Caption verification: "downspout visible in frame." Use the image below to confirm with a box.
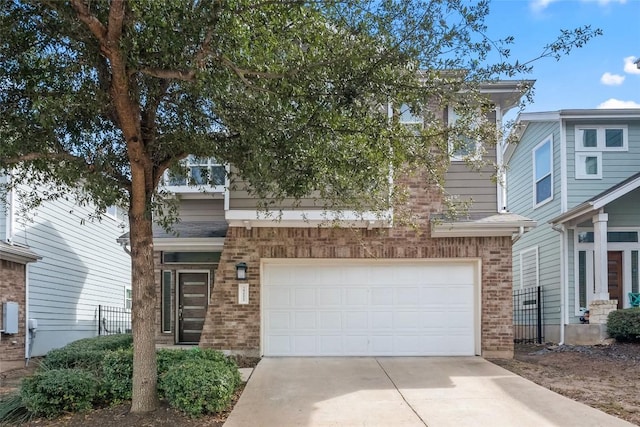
[552,223,566,345]
[5,174,15,243]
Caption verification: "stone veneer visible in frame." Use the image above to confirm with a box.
[198,172,515,358]
[0,259,27,362]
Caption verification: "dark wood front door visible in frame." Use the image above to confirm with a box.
[607,251,623,309]
[178,272,209,343]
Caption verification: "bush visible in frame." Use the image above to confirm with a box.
[607,308,640,342]
[160,358,241,417]
[42,334,132,372]
[156,348,237,396]
[20,369,99,418]
[101,348,134,402]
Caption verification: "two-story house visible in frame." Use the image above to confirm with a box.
[139,81,535,359]
[505,109,640,345]
[0,175,132,363]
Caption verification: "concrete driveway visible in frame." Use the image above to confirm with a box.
[224,357,633,427]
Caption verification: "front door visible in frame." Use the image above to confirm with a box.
[178,272,209,344]
[607,251,623,309]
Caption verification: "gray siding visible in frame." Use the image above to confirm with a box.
[11,186,131,356]
[606,187,640,227]
[178,199,225,221]
[566,119,640,209]
[229,177,326,210]
[444,146,498,214]
[508,121,563,324]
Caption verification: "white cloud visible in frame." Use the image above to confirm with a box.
[597,98,640,109]
[600,72,625,86]
[530,0,558,11]
[623,56,640,75]
[531,0,626,10]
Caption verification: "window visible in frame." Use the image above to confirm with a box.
[162,251,222,264]
[577,251,588,309]
[165,156,225,188]
[575,152,602,179]
[399,103,423,134]
[105,205,127,222]
[533,137,553,206]
[519,247,538,290]
[124,288,132,310]
[578,231,638,243]
[447,106,480,161]
[575,125,628,151]
[633,251,639,294]
[162,271,172,333]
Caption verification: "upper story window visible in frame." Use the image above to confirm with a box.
[575,125,628,151]
[575,152,602,180]
[163,156,226,193]
[533,136,553,207]
[105,205,127,223]
[399,103,423,134]
[447,106,480,161]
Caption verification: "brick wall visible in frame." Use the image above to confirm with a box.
[199,171,514,357]
[0,259,26,362]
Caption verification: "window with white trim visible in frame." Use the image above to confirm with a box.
[447,106,480,161]
[164,156,225,190]
[575,125,628,151]
[575,152,602,179]
[577,250,594,311]
[399,103,423,133]
[533,137,553,207]
[519,247,539,290]
[124,288,132,310]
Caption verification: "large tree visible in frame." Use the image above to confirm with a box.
[0,0,599,413]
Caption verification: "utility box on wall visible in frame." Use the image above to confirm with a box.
[2,301,19,334]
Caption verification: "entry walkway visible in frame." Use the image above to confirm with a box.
[225,357,633,427]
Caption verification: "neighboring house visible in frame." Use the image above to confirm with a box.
[505,109,640,344]
[0,175,132,361]
[139,80,535,359]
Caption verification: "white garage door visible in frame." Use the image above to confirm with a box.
[262,260,479,356]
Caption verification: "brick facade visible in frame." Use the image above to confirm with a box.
[0,259,27,362]
[195,172,514,358]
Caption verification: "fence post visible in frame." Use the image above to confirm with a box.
[98,305,102,336]
[536,286,542,344]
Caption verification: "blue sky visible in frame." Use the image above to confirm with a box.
[482,0,640,114]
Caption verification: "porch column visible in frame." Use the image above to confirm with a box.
[592,212,609,300]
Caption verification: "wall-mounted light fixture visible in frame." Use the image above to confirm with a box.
[235,262,247,280]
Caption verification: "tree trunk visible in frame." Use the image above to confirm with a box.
[128,206,159,413]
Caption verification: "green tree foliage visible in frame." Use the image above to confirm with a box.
[0,0,600,412]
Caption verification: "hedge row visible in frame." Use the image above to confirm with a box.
[3,335,241,420]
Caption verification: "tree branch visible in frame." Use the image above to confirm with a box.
[107,0,125,45]
[139,67,197,81]
[70,0,108,45]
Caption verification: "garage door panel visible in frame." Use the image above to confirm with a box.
[318,288,342,305]
[268,288,291,307]
[263,261,477,356]
[318,311,342,329]
[394,311,421,329]
[371,311,393,329]
[267,312,290,330]
[345,312,368,329]
[294,288,316,306]
[371,287,393,305]
[396,287,420,305]
[346,288,368,305]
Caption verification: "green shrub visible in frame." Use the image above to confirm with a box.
[101,348,134,402]
[160,358,241,417]
[42,334,132,372]
[607,308,640,342]
[20,369,98,418]
[156,348,237,396]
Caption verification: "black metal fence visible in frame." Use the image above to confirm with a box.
[98,305,132,335]
[513,286,544,344]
